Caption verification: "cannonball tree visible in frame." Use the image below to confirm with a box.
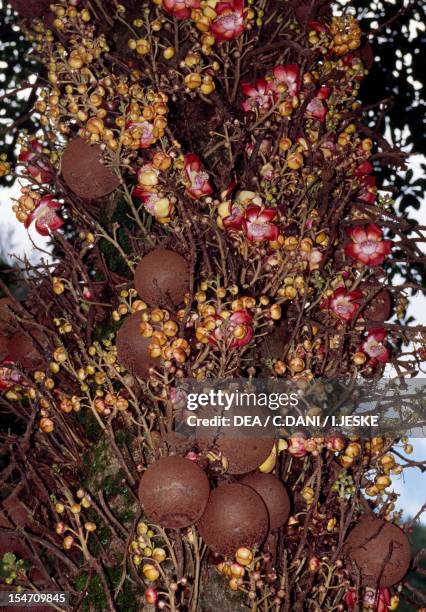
[0,0,425,610]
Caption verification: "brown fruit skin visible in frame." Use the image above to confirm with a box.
[0,334,9,362]
[241,473,290,530]
[195,405,275,475]
[116,311,157,379]
[0,298,18,334]
[138,456,210,529]
[343,518,411,587]
[8,329,46,371]
[214,436,275,475]
[9,0,50,17]
[197,483,269,556]
[260,324,291,362]
[134,249,189,308]
[61,138,120,200]
[362,287,392,322]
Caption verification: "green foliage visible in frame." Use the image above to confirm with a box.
[75,569,141,612]
[399,523,426,611]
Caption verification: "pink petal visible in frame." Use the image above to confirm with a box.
[184,153,201,172]
[316,86,332,101]
[257,208,277,223]
[347,226,367,243]
[241,82,257,97]
[366,223,383,242]
[273,64,299,84]
[245,204,261,221]
[230,309,253,325]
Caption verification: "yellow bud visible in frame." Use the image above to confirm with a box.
[163,47,175,60]
[142,564,160,582]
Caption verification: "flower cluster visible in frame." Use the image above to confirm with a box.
[12,187,64,236]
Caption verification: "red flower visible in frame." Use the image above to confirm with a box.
[345,588,390,612]
[163,0,199,19]
[271,64,301,97]
[243,205,279,242]
[345,224,391,266]
[354,161,373,177]
[222,202,245,230]
[145,587,158,605]
[288,435,308,458]
[127,120,156,148]
[308,20,329,33]
[18,139,53,184]
[210,0,245,42]
[184,154,213,199]
[133,188,173,219]
[362,328,391,365]
[323,287,363,322]
[306,86,331,122]
[228,309,254,348]
[24,195,64,236]
[212,309,253,348]
[301,248,324,271]
[358,174,377,204]
[0,361,24,391]
[241,78,273,112]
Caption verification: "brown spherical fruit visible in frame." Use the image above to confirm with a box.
[134,249,189,308]
[216,436,275,475]
[8,329,46,371]
[0,333,9,362]
[362,287,392,322]
[61,138,120,200]
[343,518,411,587]
[197,483,269,556]
[196,404,275,475]
[241,473,290,530]
[260,324,291,362]
[0,298,17,333]
[10,0,50,17]
[138,456,210,529]
[116,311,157,379]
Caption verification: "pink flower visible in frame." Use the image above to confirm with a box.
[24,195,64,236]
[222,202,245,230]
[163,0,199,19]
[362,328,390,365]
[18,139,53,184]
[145,587,158,605]
[306,86,331,122]
[133,188,173,218]
[301,248,323,270]
[241,78,273,112]
[288,435,307,458]
[345,224,391,266]
[210,0,245,42]
[271,64,301,97]
[354,161,373,177]
[308,21,329,33]
[322,287,363,322]
[345,588,390,612]
[184,154,213,199]
[228,309,253,347]
[0,362,23,391]
[127,121,156,148]
[243,205,279,242]
[358,174,377,204]
[213,309,253,348]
